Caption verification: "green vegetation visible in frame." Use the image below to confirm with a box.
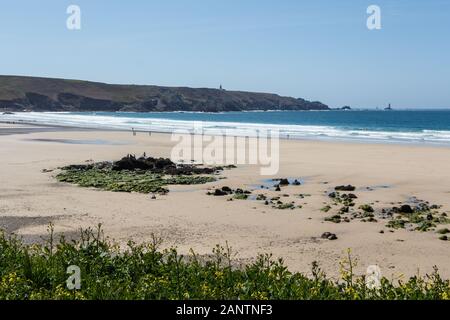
[359,205,374,213]
[274,202,296,210]
[256,194,267,201]
[56,168,216,194]
[386,219,407,230]
[0,75,329,112]
[325,215,342,224]
[437,228,450,235]
[1,226,450,300]
[323,191,449,240]
[385,204,449,236]
[233,193,249,200]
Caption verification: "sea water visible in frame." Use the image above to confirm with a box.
[3,110,450,145]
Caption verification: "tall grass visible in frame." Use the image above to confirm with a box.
[1,224,449,300]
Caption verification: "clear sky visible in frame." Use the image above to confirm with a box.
[0,0,449,108]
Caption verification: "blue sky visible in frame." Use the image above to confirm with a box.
[0,0,449,108]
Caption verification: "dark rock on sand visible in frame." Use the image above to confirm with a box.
[359,204,374,213]
[256,194,267,201]
[340,206,350,214]
[235,188,251,194]
[328,234,338,240]
[335,185,356,191]
[113,155,155,171]
[214,189,228,196]
[399,205,413,214]
[321,232,331,239]
[321,232,338,240]
[221,186,232,193]
[111,154,218,175]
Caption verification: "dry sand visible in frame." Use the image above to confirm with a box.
[1,122,450,279]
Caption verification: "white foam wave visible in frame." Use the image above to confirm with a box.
[3,112,450,145]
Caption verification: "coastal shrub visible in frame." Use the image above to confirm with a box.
[1,226,450,300]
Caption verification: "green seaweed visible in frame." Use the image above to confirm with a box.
[233,193,249,200]
[386,219,407,229]
[325,215,342,223]
[56,168,216,194]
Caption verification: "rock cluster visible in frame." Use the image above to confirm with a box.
[321,232,338,240]
[334,185,356,191]
[112,155,220,175]
[63,154,222,176]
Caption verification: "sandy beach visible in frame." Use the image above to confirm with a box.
[1,122,450,279]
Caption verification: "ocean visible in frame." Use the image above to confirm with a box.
[3,110,450,145]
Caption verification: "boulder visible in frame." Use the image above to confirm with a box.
[328,234,338,240]
[321,232,332,239]
[221,186,232,193]
[321,232,338,240]
[214,189,228,196]
[399,205,413,214]
[335,185,356,191]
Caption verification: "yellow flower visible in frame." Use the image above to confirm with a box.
[250,291,268,300]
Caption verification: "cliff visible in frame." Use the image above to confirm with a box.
[0,75,328,112]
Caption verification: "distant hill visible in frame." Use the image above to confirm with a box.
[0,75,328,112]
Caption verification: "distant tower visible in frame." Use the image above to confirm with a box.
[220,84,223,91]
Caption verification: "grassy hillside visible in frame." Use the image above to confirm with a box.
[0,75,329,112]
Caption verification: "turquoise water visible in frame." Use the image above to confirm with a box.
[4,110,450,145]
[86,110,450,132]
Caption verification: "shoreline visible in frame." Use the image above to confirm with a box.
[3,118,450,149]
